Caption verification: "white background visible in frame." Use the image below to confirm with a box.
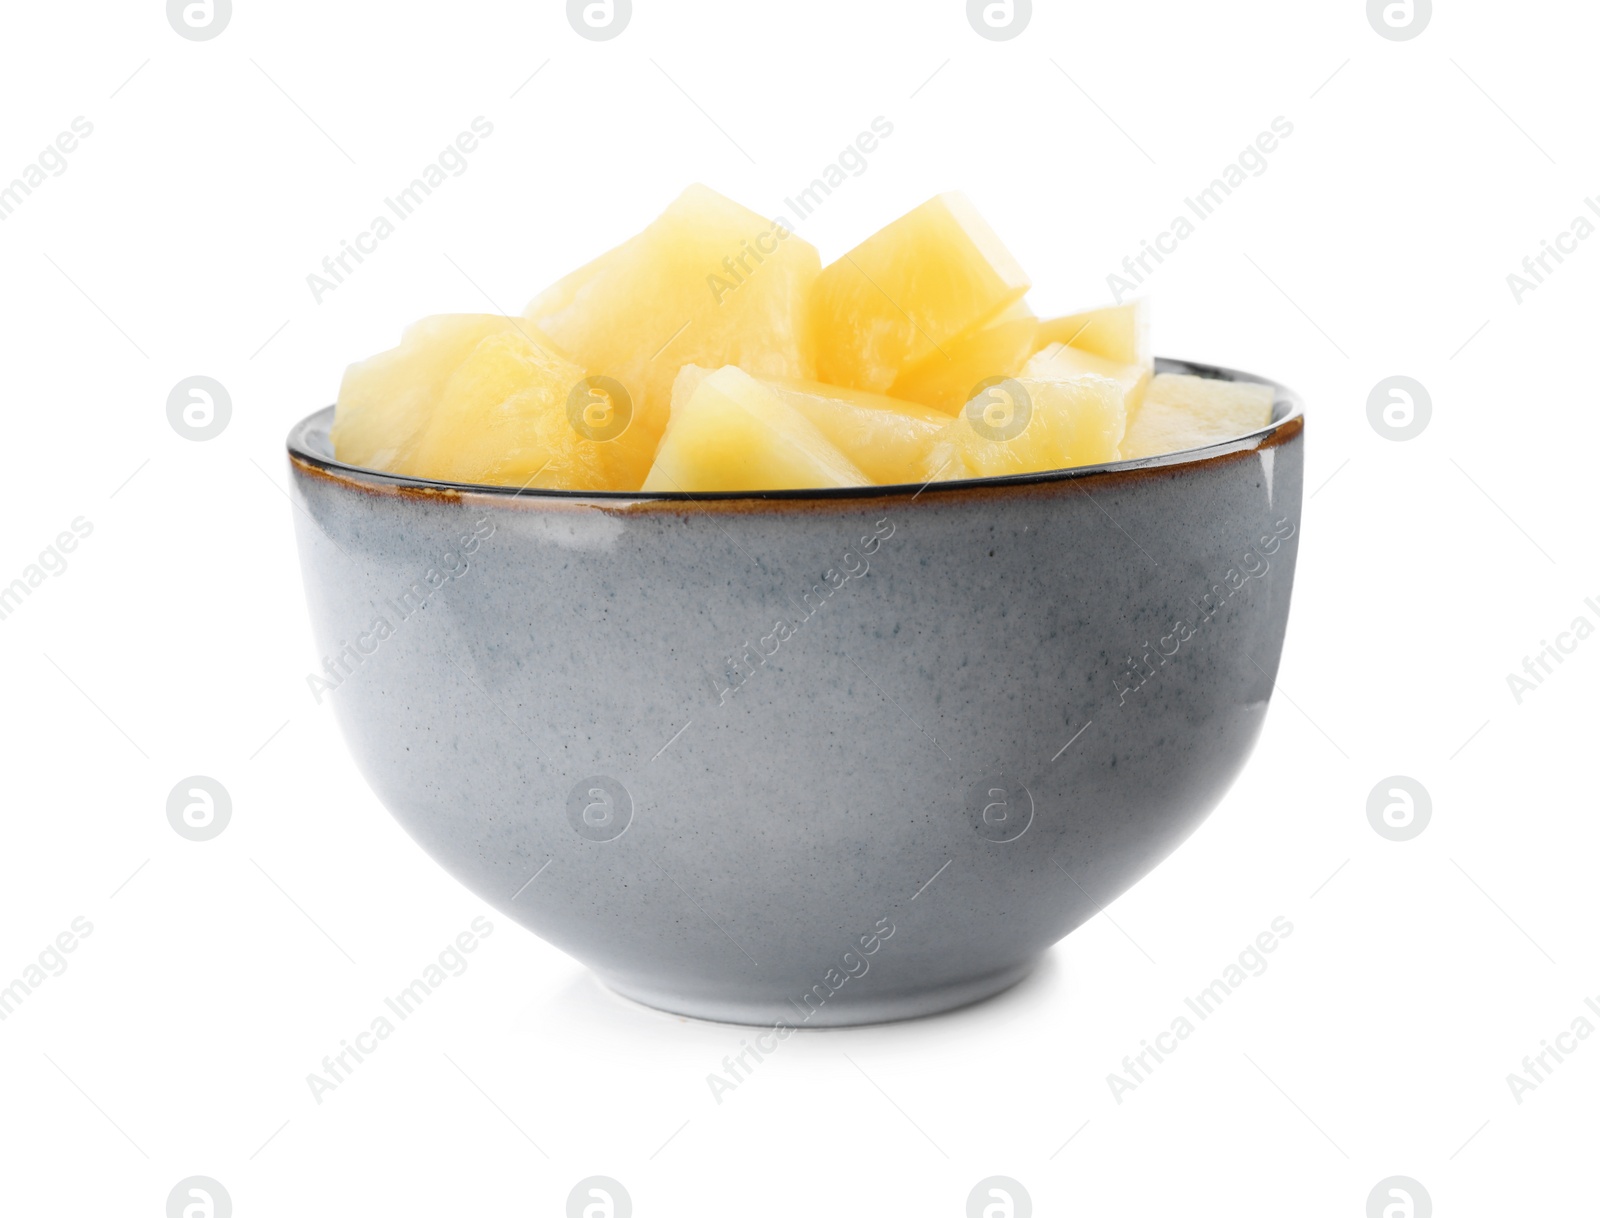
[0,0,1593,1213]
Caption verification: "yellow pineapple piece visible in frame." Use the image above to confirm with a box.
[672,367,947,485]
[332,314,524,471]
[920,374,1125,482]
[403,325,617,490]
[523,250,606,326]
[767,377,949,486]
[889,299,1039,414]
[1024,341,1151,415]
[1035,299,1150,366]
[526,184,819,491]
[643,366,868,493]
[810,193,1031,394]
[1121,373,1275,459]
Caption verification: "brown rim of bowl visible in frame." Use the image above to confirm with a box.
[286,356,1304,507]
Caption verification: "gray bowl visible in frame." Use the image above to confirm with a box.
[286,358,1304,1026]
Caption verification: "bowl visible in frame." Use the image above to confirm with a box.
[286,357,1304,1026]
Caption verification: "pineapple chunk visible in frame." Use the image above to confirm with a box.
[403,325,616,491]
[332,314,524,471]
[767,377,948,485]
[810,193,1031,394]
[1024,342,1151,415]
[921,374,1125,482]
[1035,299,1150,366]
[671,368,949,485]
[523,249,606,326]
[526,184,819,491]
[889,299,1039,414]
[1122,373,1275,459]
[643,366,869,493]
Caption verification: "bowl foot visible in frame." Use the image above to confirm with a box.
[595,958,1040,1028]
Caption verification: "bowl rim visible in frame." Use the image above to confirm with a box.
[286,356,1304,504]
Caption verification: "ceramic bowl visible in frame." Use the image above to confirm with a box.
[286,357,1304,1026]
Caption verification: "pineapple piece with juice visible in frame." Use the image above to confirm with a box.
[1035,299,1150,366]
[768,377,951,485]
[331,314,525,472]
[1121,373,1275,459]
[643,366,868,493]
[810,193,1031,394]
[672,365,949,486]
[920,373,1126,482]
[526,184,820,491]
[402,325,618,491]
[888,299,1040,414]
[1024,341,1152,415]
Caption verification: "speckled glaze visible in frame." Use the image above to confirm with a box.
[287,358,1304,1026]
